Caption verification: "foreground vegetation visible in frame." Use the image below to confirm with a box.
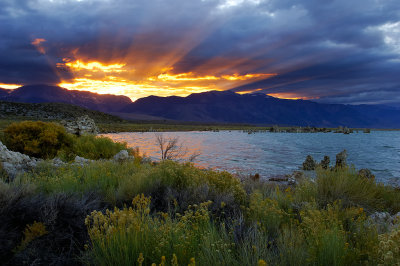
[1,121,400,265]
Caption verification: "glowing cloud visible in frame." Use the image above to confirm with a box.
[62,60,126,73]
[57,58,278,100]
[31,38,47,54]
[267,93,319,100]
[0,83,22,90]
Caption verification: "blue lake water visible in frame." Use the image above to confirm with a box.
[103,131,400,185]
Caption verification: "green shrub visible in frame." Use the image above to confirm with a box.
[61,134,129,160]
[4,121,73,159]
[18,160,246,213]
[247,191,292,238]
[294,167,400,214]
[0,163,8,180]
[85,194,237,266]
[0,181,101,265]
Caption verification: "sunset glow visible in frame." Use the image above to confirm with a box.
[31,38,46,54]
[62,60,126,73]
[0,83,22,90]
[267,93,320,100]
[57,59,278,100]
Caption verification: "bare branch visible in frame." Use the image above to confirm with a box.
[154,133,200,162]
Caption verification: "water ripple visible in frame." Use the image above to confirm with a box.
[103,131,400,183]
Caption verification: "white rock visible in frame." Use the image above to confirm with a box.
[74,156,90,164]
[113,150,129,162]
[0,141,39,178]
[63,115,99,135]
[52,157,66,167]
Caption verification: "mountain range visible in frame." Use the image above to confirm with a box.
[1,85,399,128]
[0,85,131,113]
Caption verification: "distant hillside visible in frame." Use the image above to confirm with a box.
[2,86,400,128]
[0,101,124,123]
[0,88,9,98]
[0,85,132,112]
[121,91,400,128]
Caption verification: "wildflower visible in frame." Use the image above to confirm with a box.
[138,253,144,266]
[258,259,267,266]
[171,254,178,266]
[160,256,166,266]
[188,257,196,266]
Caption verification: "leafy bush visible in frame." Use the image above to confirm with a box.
[60,134,129,161]
[294,167,400,214]
[0,163,8,180]
[19,160,246,214]
[378,225,400,265]
[85,194,237,266]
[4,121,73,159]
[0,181,102,265]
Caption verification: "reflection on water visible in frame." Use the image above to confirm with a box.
[103,131,400,185]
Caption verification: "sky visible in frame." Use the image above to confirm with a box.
[0,0,399,104]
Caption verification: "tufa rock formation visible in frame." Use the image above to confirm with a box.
[62,115,99,135]
[0,141,40,178]
[335,150,348,168]
[113,150,130,163]
[302,155,317,170]
[358,168,375,179]
[319,155,330,169]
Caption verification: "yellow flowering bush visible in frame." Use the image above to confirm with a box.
[247,191,292,237]
[85,194,235,265]
[15,221,48,252]
[378,226,400,265]
[4,121,73,159]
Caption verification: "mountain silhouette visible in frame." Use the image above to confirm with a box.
[121,90,400,128]
[2,86,399,128]
[1,85,132,113]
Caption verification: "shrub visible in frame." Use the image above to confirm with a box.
[20,160,246,214]
[4,121,73,159]
[247,191,292,238]
[0,182,102,265]
[378,225,400,265]
[85,194,237,266]
[294,167,400,214]
[0,163,8,180]
[61,134,129,160]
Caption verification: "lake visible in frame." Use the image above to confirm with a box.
[103,131,400,185]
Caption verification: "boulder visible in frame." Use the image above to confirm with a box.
[52,157,67,167]
[302,155,316,170]
[113,150,130,162]
[319,155,330,169]
[291,171,305,180]
[287,177,297,185]
[335,150,347,168]
[63,115,99,135]
[369,211,400,232]
[358,168,375,179]
[0,141,40,178]
[270,125,280,133]
[74,156,91,165]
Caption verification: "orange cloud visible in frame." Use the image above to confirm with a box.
[57,59,278,100]
[0,83,22,90]
[236,88,264,94]
[267,92,319,100]
[31,38,47,54]
[62,60,126,73]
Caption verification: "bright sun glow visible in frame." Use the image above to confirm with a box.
[267,93,319,100]
[57,59,278,100]
[0,83,22,90]
[61,60,126,73]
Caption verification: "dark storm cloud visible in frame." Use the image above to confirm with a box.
[0,0,399,104]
